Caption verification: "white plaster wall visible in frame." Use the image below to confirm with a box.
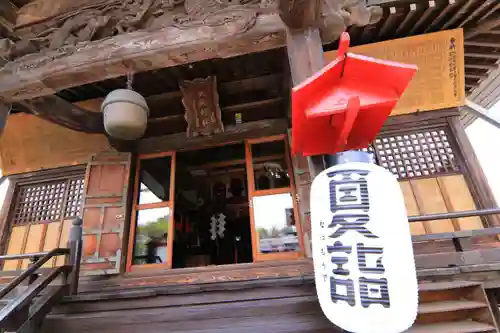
[466,103,500,205]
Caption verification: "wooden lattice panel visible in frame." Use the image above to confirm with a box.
[374,129,460,179]
[12,176,84,226]
[64,178,85,218]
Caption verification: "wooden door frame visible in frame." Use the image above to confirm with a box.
[126,151,176,272]
[245,134,305,262]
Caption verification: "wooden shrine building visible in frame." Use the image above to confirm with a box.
[0,0,500,332]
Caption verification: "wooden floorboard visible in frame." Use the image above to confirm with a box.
[42,289,338,333]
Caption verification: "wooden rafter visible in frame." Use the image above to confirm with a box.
[378,7,398,39]
[75,73,284,113]
[465,73,489,80]
[465,63,497,71]
[464,39,500,48]
[20,95,104,133]
[442,0,475,30]
[459,0,497,28]
[409,1,436,36]
[425,0,457,33]
[20,78,285,135]
[395,3,417,36]
[465,17,500,40]
[479,3,500,24]
[465,82,480,89]
[465,52,500,60]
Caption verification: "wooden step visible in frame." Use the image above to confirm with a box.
[419,281,482,292]
[419,300,488,314]
[406,321,496,333]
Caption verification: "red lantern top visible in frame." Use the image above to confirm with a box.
[291,32,418,156]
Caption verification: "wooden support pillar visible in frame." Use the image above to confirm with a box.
[281,0,326,179]
[286,27,327,179]
[280,0,381,259]
[280,0,326,258]
[0,103,11,138]
[448,115,500,227]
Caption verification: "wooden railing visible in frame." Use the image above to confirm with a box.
[0,217,82,332]
[409,207,500,252]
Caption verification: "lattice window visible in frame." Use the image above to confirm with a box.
[374,129,460,179]
[12,176,85,226]
[64,178,85,218]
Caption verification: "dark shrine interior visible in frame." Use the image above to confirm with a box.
[133,138,295,269]
[173,144,252,268]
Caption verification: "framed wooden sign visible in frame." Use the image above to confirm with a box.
[325,29,465,115]
[180,76,224,138]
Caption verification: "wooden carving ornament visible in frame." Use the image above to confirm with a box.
[279,0,383,43]
[180,76,224,138]
[7,0,278,60]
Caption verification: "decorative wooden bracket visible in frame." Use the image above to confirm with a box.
[20,95,104,133]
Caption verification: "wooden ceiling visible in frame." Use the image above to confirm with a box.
[53,47,289,138]
[343,0,500,99]
[360,0,500,126]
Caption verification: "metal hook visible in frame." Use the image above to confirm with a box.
[126,72,134,90]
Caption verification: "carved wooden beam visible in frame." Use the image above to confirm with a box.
[0,13,286,102]
[20,95,104,133]
[0,0,383,103]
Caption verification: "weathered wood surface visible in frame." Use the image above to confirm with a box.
[281,0,325,260]
[0,12,286,102]
[0,0,381,102]
[21,94,104,133]
[27,247,500,297]
[42,282,337,333]
[80,152,131,276]
[37,270,500,333]
[137,119,288,154]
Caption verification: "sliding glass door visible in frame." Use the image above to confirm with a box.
[245,135,304,261]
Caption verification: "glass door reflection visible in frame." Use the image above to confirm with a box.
[253,193,299,253]
[245,136,303,261]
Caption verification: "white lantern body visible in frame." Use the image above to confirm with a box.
[101,89,149,140]
[310,162,418,333]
